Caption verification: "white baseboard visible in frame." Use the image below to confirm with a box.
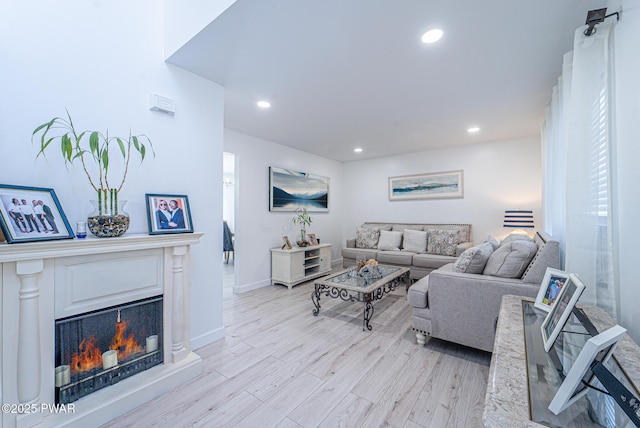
[233,278,271,294]
[191,326,225,350]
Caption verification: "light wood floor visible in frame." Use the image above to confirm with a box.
[102,263,491,428]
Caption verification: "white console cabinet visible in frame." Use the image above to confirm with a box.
[271,243,332,289]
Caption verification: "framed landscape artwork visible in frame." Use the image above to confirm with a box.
[145,194,194,234]
[0,184,75,243]
[389,170,464,200]
[269,167,329,212]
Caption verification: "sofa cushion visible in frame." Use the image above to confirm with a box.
[377,230,403,251]
[355,227,380,249]
[342,248,379,260]
[377,250,415,266]
[426,228,459,256]
[521,232,561,284]
[483,239,538,278]
[452,241,494,274]
[402,229,428,253]
[412,253,456,269]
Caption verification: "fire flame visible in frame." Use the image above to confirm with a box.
[69,336,103,374]
[69,320,145,375]
[110,320,144,360]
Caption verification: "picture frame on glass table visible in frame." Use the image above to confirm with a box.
[534,267,571,312]
[0,184,75,243]
[541,273,587,352]
[548,324,627,415]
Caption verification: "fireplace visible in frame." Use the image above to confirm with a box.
[55,296,163,404]
[0,233,204,428]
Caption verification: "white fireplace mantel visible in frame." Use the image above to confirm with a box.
[0,233,204,428]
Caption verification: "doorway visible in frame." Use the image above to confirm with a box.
[223,152,236,291]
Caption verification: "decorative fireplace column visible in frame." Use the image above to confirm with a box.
[0,233,204,428]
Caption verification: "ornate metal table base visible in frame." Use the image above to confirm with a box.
[311,270,409,331]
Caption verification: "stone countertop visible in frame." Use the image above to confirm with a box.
[483,295,640,428]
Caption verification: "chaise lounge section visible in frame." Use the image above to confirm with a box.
[342,222,473,280]
[407,231,560,352]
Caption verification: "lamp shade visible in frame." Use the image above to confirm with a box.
[503,210,534,229]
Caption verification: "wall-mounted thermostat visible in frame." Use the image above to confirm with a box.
[149,94,175,115]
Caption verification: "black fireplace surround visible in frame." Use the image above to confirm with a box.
[55,296,163,404]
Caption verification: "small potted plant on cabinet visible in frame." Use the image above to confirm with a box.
[292,208,312,247]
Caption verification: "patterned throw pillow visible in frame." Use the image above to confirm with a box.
[377,230,403,251]
[401,229,428,253]
[355,227,380,249]
[453,242,495,274]
[426,228,459,256]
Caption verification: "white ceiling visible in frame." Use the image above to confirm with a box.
[167,0,606,162]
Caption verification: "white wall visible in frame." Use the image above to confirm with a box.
[342,137,543,243]
[224,129,344,293]
[0,1,224,349]
[610,0,640,343]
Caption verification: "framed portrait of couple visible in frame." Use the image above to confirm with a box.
[145,194,193,235]
[0,184,75,244]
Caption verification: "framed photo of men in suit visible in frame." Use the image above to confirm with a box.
[145,194,193,235]
[0,184,75,243]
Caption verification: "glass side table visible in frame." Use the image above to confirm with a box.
[523,301,640,427]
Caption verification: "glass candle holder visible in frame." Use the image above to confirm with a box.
[76,221,87,239]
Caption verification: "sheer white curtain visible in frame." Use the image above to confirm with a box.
[543,20,617,317]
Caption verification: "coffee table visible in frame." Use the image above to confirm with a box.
[311,265,410,331]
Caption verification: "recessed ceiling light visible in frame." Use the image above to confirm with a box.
[257,100,271,108]
[467,127,480,133]
[421,29,443,44]
[354,148,363,153]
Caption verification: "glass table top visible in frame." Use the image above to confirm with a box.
[523,301,639,427]
[320,266,404,289]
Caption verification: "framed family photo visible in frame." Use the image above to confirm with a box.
[145,194,193,235]
[541,273,587,352]
[307,233,318,245]
[0,184,74,243]
[282,235,293,250]
[534,268,570,312]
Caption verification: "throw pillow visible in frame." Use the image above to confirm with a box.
[500,233,533,247]
[482,235,500,251]
[355,227,380,249]
[401,229,428,253]
[426,228,459,256]
[377,230,403,251]
[483,239,538,278]
[453,241,495,274]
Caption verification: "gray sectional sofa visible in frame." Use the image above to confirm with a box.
[342,222,473,280]
[407,230,560,352]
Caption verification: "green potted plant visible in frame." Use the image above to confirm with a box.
[32,110,154,237]
[292,208,312,246]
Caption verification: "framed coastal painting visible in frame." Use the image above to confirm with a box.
[0,184,75,243]
[269,167,329,212]
[145,194,193,234]
[389,170,464,200]
[534,268,570,312]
